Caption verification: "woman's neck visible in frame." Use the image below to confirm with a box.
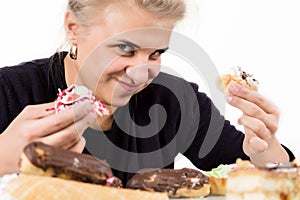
[95,114,114,131]
[64,55,79,87]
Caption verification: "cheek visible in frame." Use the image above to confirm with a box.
[148,60,161,79]
[103,61,126,75]
[76,59,111,91]
[100,58,162,82]
[77,68,102,91]
[78,47,120,83]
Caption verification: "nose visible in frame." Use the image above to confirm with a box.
[124,52,158,84]
[125,63,149,85]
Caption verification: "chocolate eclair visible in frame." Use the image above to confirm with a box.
[126,168,210,198]
[19,142,122,187]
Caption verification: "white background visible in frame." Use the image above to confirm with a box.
[0,0,299,166]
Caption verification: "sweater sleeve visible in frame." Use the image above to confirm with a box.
[0,59,57,134]
[182,83,295,171]
[0,69,17,134]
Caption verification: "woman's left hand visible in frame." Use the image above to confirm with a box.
[226,83,289,166]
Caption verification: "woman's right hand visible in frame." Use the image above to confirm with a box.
[0,101,96,175]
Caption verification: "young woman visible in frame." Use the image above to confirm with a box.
[0,0,293,185]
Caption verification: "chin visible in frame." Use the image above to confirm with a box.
[110,95,133,108]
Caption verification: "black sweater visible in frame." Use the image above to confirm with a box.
[0,52,295,185]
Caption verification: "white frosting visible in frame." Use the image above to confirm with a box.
[0,174,17,200]
[73,157,80,168]
[231,66,242,77]
[190,178,200,187]
[230,66,259,90]
[246,77,259,90]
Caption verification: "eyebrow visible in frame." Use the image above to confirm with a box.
[159,47,169,52]
[113,39,169,51]
[116,39,141,49]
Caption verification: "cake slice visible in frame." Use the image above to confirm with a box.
[226,160,300,200]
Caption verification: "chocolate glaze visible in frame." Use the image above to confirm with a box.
[22,142,122,187]
[126,168,209,195]
[241,71,248,80]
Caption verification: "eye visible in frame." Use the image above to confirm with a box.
[118,44,135,55]
[149,49,167,60]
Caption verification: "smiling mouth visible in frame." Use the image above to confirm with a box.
[118,81,143,92]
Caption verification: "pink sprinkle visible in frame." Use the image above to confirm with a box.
[46,84,109,116]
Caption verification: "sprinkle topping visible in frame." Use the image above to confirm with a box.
[48,84,109,116]
[230,66,259,90]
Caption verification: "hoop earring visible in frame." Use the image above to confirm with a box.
[70,44,78,60]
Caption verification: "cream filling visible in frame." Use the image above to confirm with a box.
[0,174,18,200]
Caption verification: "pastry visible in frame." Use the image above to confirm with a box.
[226,159,300,200]
[208,176,227,195]
[46,84,109,116]
[220,66,259,93]
[203,164,235,195]
[1,142,169,199]
[0,173,169,200]
[126,168,210,198]
[19,142,122,187]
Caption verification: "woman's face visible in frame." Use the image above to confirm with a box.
[66,2,175,108]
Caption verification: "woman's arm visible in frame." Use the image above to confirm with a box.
[226,83,290,166]
[0,102,94,176]
[183,86,250,170]
[183,82,294,171]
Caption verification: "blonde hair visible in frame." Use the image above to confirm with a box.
[68,0,186,26]
[59,0,186,51]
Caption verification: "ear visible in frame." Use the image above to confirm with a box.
[64,10,79,42]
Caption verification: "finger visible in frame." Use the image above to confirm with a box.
[21,103,55,119]
[227,94,264,119]
[69,137,86,153]
[228,83,279,115]
[238,115,272,141]
[244,128,268,155]
[40,112,95,148]
[227,95,277,132]
[34,102,94,137]
[39,126,79,149]
[249,136,268,154]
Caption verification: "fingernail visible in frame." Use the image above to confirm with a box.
[229,83,239,94]
[226,95,233,102]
